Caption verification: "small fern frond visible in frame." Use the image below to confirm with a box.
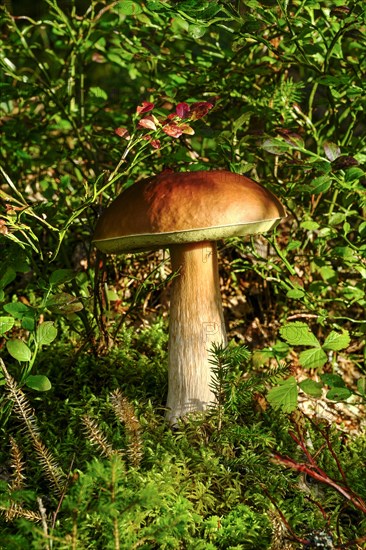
[110,389,143,467]
[82,414,120,459]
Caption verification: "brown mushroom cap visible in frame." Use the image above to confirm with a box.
[93,170,286,254]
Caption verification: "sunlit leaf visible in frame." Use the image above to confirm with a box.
[146,0,167,10]
[138,116,158,130]
[25,374,52,392]
[116,1,143,15]
[280,322,320,347]
[0,316,14,335]
[301,221,320,231]
[286,289,305,299]
[6,339,32,362]
[323,330,350,351]
[233,111,252,133]
[188,24,207,39]
[3,302,33,320]
[357,377,366,396]
[299,347,327,370]
[267,376,298,413]
[36,321,58,346]
[299,379,323,398]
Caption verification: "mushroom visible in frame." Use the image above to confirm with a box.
[93,170,285,424]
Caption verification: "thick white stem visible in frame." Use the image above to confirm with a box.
[166,241,227,424]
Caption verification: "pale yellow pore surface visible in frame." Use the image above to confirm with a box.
[166,241,227,424]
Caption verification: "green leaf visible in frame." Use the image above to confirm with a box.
[188,24,207,38]
[0,316,15,335]
[46,293,84,315]
[342,284,364,303]
[357,377,366,396]
[6,339,32,362]
[49,269,75,286]
[146,0,168,10]
[301,221,319,231]
[0,266,16,289]
[233,112,252,133]
[25,374,52,392]
[329,212,346,226]
[306,175,331,195]
[3,302,33,320]
[262,138,290,155]
[323,330,350,351]
[286,289,305,299]
[272,342,290,355]
[36,321,57,346]
[267,376,298,413]
[321,374,345,387]
[22,316,36,331]
[280,322,320,347]
[116,1,143,15]
[345,167,364,182]
[286,240,301,251]
[319,265,337,282]
[326,387,352,401]
[332,246,355,259]
[89,86,108,101]
[299,379,323,398]
[323,141,340,162]
[299,347,327,370]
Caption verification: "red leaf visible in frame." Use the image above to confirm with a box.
[190,101,213,120]
[176,102,190,119]
[138,116,157,130]
[136,101,154,115]
[115,127,130,139]
[162,123,183,138]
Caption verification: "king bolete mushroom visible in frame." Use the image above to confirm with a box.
[93,170,286,424]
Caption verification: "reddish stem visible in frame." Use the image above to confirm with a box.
[272,453,366,514]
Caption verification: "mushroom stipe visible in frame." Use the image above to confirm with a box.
[93,170,286,424]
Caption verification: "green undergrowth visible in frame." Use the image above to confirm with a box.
[1,331,366,548]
